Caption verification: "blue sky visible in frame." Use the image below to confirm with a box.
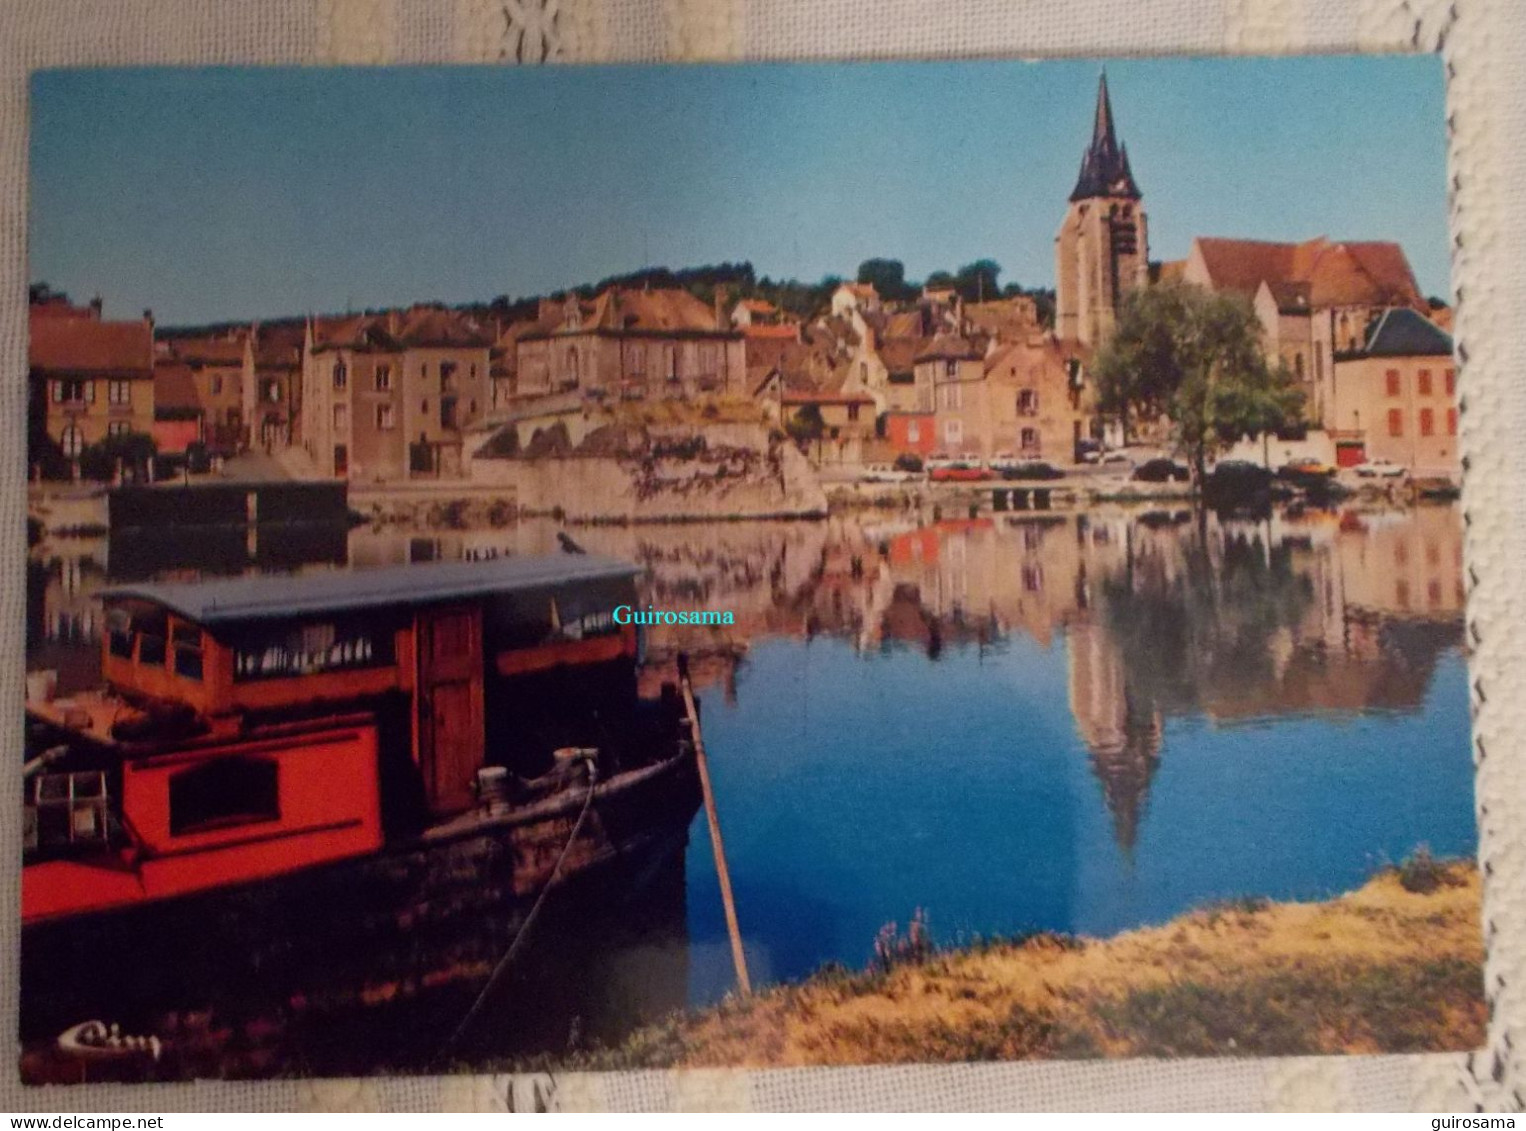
[29,56,1447,327]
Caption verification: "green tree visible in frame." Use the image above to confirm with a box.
[785,404,826,449]
[953,259,1002,304]
[1093,283,1304,482]
[856,259,916,304]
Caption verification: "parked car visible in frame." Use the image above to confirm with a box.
[861,463,921,483]
[1076,439,1103,464]
[930,463,992,483]
[1131,458,1190,483]
[1276,456,1336,479]
[1001,461,1066,481]
[1354,458,1407,479]
[988,451,1022,473]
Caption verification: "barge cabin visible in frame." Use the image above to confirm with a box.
[23,553,687,924]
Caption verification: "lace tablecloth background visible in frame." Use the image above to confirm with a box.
[0,0,1521,1112]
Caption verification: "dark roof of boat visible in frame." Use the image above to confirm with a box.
[101,553,641,625]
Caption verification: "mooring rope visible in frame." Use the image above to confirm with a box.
[435,757,600,1065]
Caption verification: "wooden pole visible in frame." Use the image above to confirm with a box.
[678,653,751,996]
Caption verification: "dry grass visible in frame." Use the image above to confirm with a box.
[582,860,1484,1068]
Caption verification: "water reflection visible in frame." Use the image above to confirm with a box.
[27,499,1471,1019]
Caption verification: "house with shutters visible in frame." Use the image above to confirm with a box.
[514,287,745,403]
[300,307,492,482]
[28,295,155,469]
[1327,307,1458,477]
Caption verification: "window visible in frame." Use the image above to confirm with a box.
[168,757,279,837]
[1447,408,1458,435]
[566,349,580,384]
[943,419,962,444]
[421,399,430,416]
[1387,408,1404,437]
[374,365,392,391]
[441,396,457,429]
[1020,427,1040,453]
[1385,369,1401,397]
[860,362,868,382]
[264,380,282,403]
[698,345,718,375]
[1017,390,1039,416]
[627,345,645,375]
[440,361,458,391]
[51,379,89,405]
[1418,369,1432,396]
[663,345,677,381]
[333,404,348,431]
[333,362,348,390]
[847,404,861,422]
[1294,353,1305,380]
[108,380,132,406]
[59,425,84,458]
[333,444,348,474]
[1022,564,1044,593]
[945,360,957,378]
[1445,368,1456,395]
[940,384,962,411]
[375,403,396,430]
[907,419,921,443]
[107,420,130,438]
[172,623,203,681]
[419,362,429,381]
[1420,408,1435,436]
[211,374,223,396]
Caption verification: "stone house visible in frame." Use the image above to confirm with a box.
[161,333,247,455]
[29,297,155,462]
[1179,235,1426,427]
[920,337,985,455]
[300,307,492,482]
[516,287,745,403]
[243,324,303,451]
[980,334,1092,462]
[1327,307,1459,478]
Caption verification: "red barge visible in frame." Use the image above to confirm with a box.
[21,553,702,1064]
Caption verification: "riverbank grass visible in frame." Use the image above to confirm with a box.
[597,857,1482,1067]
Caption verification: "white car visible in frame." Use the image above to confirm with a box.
[1354,458,1407,479]
[861,463,921,483]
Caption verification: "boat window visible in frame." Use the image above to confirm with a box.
[231,617,395,681]
[172,623,204,681]
[107,607,134,659]
[169,756,279,836]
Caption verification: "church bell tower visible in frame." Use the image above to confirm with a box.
[1055,72,1149,347]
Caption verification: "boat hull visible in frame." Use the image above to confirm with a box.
[20,749,701,1081]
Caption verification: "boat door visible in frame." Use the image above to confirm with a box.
[415,605,485,815]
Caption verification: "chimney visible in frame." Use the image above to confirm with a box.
[142,308,154,331]
[89,295,103,319]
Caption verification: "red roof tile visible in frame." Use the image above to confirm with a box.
[29,312,153,375]
[1193,236,1423,309]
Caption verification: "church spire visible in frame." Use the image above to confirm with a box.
[1070,70,1142,202]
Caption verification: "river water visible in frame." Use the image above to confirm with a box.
[24,498,1475,1070]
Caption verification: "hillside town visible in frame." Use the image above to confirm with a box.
[27,75,1459,509]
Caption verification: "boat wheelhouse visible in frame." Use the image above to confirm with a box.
[23,553,694,925]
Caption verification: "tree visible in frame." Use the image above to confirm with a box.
[785,403,825,448]
[856,259,916,304]
[1092,283,1304,483]
[952,259,1002,304]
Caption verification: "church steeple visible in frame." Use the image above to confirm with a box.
[1069,71,1142,203]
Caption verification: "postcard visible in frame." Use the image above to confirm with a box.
[20,55,1476,1084]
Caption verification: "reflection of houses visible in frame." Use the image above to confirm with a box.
[29,296,156,461]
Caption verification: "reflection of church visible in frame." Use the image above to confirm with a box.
[1066,618,1162,853]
